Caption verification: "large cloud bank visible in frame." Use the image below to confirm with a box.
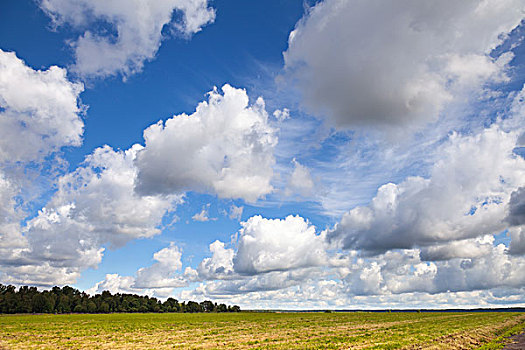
[0,61,278,286]
[329,126,525,254]
[90,84,525,308]
[284,0,524,130]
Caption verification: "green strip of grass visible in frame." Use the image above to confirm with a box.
[477,319,525,350]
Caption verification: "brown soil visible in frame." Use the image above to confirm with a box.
[503,332,525,350]
[404,315,525,350]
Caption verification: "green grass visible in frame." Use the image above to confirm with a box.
[0,312,523,349]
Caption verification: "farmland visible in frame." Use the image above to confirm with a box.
[0,311,524,349]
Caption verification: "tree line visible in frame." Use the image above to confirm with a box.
[0,284,240,314]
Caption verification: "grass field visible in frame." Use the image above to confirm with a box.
[1,311,524,349]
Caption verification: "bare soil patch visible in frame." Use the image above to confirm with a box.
[503,332,525,350]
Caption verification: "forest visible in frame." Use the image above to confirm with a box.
[0,284,240,314]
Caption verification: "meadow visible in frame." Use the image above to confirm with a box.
[0,311,524,349]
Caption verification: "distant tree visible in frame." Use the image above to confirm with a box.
[87,301,97,313]
[230,305,241,312]
[185,301,202,313]
[217,303,227,313]
[0,284,240,314]
[163,298,180,312]
[200,300,215,312]
[56,295,71,313]
[32,293,53,313]
[73,303,86,313]
[99,302,110,313]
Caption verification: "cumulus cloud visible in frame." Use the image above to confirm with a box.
[180,237,525,306]
[94,210,525,305]
[189,215,326,281]
[198,244,524,301]
[429,245,525,293]
[88,243,187,297]
[87,274,140,296]
[31,145,179,247]
[187,268,321,298]
[0,145,180,286]
[419,236,494,261]
[156,214,328,288]
[1,79,278,286]
[181,243,525,308]
[0,172,26,253]
[141,85,525,305]
[506,187,525,254]
[134,243,185,289]
[285,158,315,196]
[227,204,243,221]
[233,215,327,275]
[0,49,84,162]
[0,49,91,285]
[336,245,525,296]
[283,0,524,130]
[192,204,216,222]
[135,85,278,202]
[509,227,525,255]
[197,240,235,280]
[272,108,290,122]
[40,0,215,78]
[329,126,525,253]
[507,186,525,226]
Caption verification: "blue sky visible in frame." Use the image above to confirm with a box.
[1,0,525,309]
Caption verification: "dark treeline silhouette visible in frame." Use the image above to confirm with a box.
[0,284,240,314]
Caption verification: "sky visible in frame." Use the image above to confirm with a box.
[0,0,525,310]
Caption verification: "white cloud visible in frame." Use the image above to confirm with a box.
[134,243,185,289]
[285,158,315,196]
[509,227,525,255]
[329,125,525,253]
[233,215,327,275]
[0,145,180,286]
[88,209,525,306]
[329,245,525,297]
[283,0,524,130]
[161,114,525,305]
[40,0,215,78]
[0,49,90,285]
[135,85,278,202]
[0,80,277,287]
[272,108,290,122]
[419,236,494,261]
[227,204,243,221]
[180,258,525,310]
[186,268,323,298]
[31,145,179,248]
[190,215,327,281]
[192,209,209,222]
[86,274,139,296]
[3,264,87,287]
[89,243,187,297]
[178,237,525,307]
[192,204,215,222]
[507,186,525,226]
[507,186,525,255]
[429,245,525,293]
[0,49,84,162]
[197,240,235,280]
[173,214,329,291]
[0,172,26,253]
